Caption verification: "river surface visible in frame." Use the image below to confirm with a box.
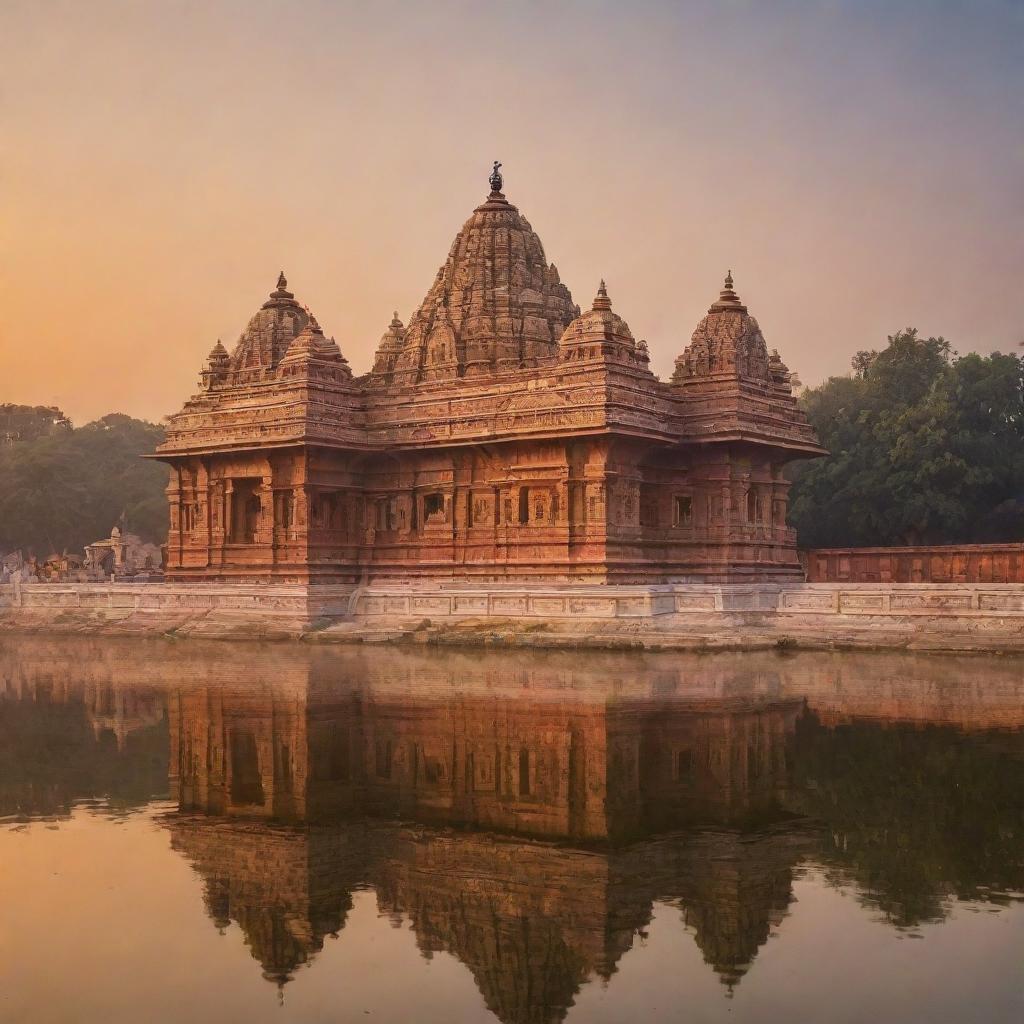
[0,637,1021,1024]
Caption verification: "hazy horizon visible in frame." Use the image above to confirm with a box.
[3,0,1022,424]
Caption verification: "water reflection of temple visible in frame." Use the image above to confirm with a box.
[169,685,801,839]
[163,670,811,1014]
[3,638,1023,1021]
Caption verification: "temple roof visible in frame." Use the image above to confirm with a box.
[673,272,772,384]
[228,273,310,374]
[386,165,579,385]
[558,282,649,370]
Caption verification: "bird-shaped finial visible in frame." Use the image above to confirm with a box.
[489,160,503,194]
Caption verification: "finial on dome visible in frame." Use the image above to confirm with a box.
[593,279,612,311]
[265,271,295,305]
[710,269,746,312]
[489,160,503,195]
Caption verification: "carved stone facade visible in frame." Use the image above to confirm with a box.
[154,173,824,583]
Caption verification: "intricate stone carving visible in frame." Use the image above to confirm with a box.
[155,178,825,585]
[673,273,772,385]
[378,182,578,384]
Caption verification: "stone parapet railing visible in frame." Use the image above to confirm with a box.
[3,580,1024,625]
[777,582,1024,615]
[0,581,357,618]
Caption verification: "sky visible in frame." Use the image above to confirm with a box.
[2,0,1022,424]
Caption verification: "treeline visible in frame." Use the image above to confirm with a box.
[0,407,168,557]
[789,330,1024,547]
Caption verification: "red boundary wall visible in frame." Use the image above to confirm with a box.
[800,544,1024,583]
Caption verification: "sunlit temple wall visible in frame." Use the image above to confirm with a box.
[154,178,824,586]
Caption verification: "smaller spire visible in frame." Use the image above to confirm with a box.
[277,271,287,290]
[592,279,612,312]
[207,338,229,364]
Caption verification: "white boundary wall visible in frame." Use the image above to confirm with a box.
[3,581,1024,622]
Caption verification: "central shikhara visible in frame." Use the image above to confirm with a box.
[155,169,824,584]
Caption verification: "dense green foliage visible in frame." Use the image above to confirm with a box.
[0,403,72,444]
[790,330,1024,546]
[791,714,1024,927]
[0,411,167,556]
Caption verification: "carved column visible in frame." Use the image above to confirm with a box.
[166,469,182,569]
[257,475,275,552]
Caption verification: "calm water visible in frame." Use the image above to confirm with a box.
[1,638,1022,1024]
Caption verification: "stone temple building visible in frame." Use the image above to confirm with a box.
[155,164,824,584]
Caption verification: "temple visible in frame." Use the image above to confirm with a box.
[154,165,824,583]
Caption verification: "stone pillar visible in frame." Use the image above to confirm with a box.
[224,480,235,545]
[256,476,274,549]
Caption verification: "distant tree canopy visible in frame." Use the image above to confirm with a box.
[0,403,72,445]
[0,411,168,557]
[790,330,1024,547]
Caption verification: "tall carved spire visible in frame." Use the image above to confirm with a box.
[391,175,576,384]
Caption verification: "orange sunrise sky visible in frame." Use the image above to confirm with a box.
[2,0,1022,425]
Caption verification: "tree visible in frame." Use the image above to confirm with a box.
[0,411,167,557]
[789,331,1024,547]
[0,404,72,446]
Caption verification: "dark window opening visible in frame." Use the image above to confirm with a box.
[277,490,295,531]
[675,748,694,780]
[229,731,264,806]
[424,493,445,523]
[518,748,531,797]
[375,739,393,779]
[673,495,693,527]
[519,488,530,525]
